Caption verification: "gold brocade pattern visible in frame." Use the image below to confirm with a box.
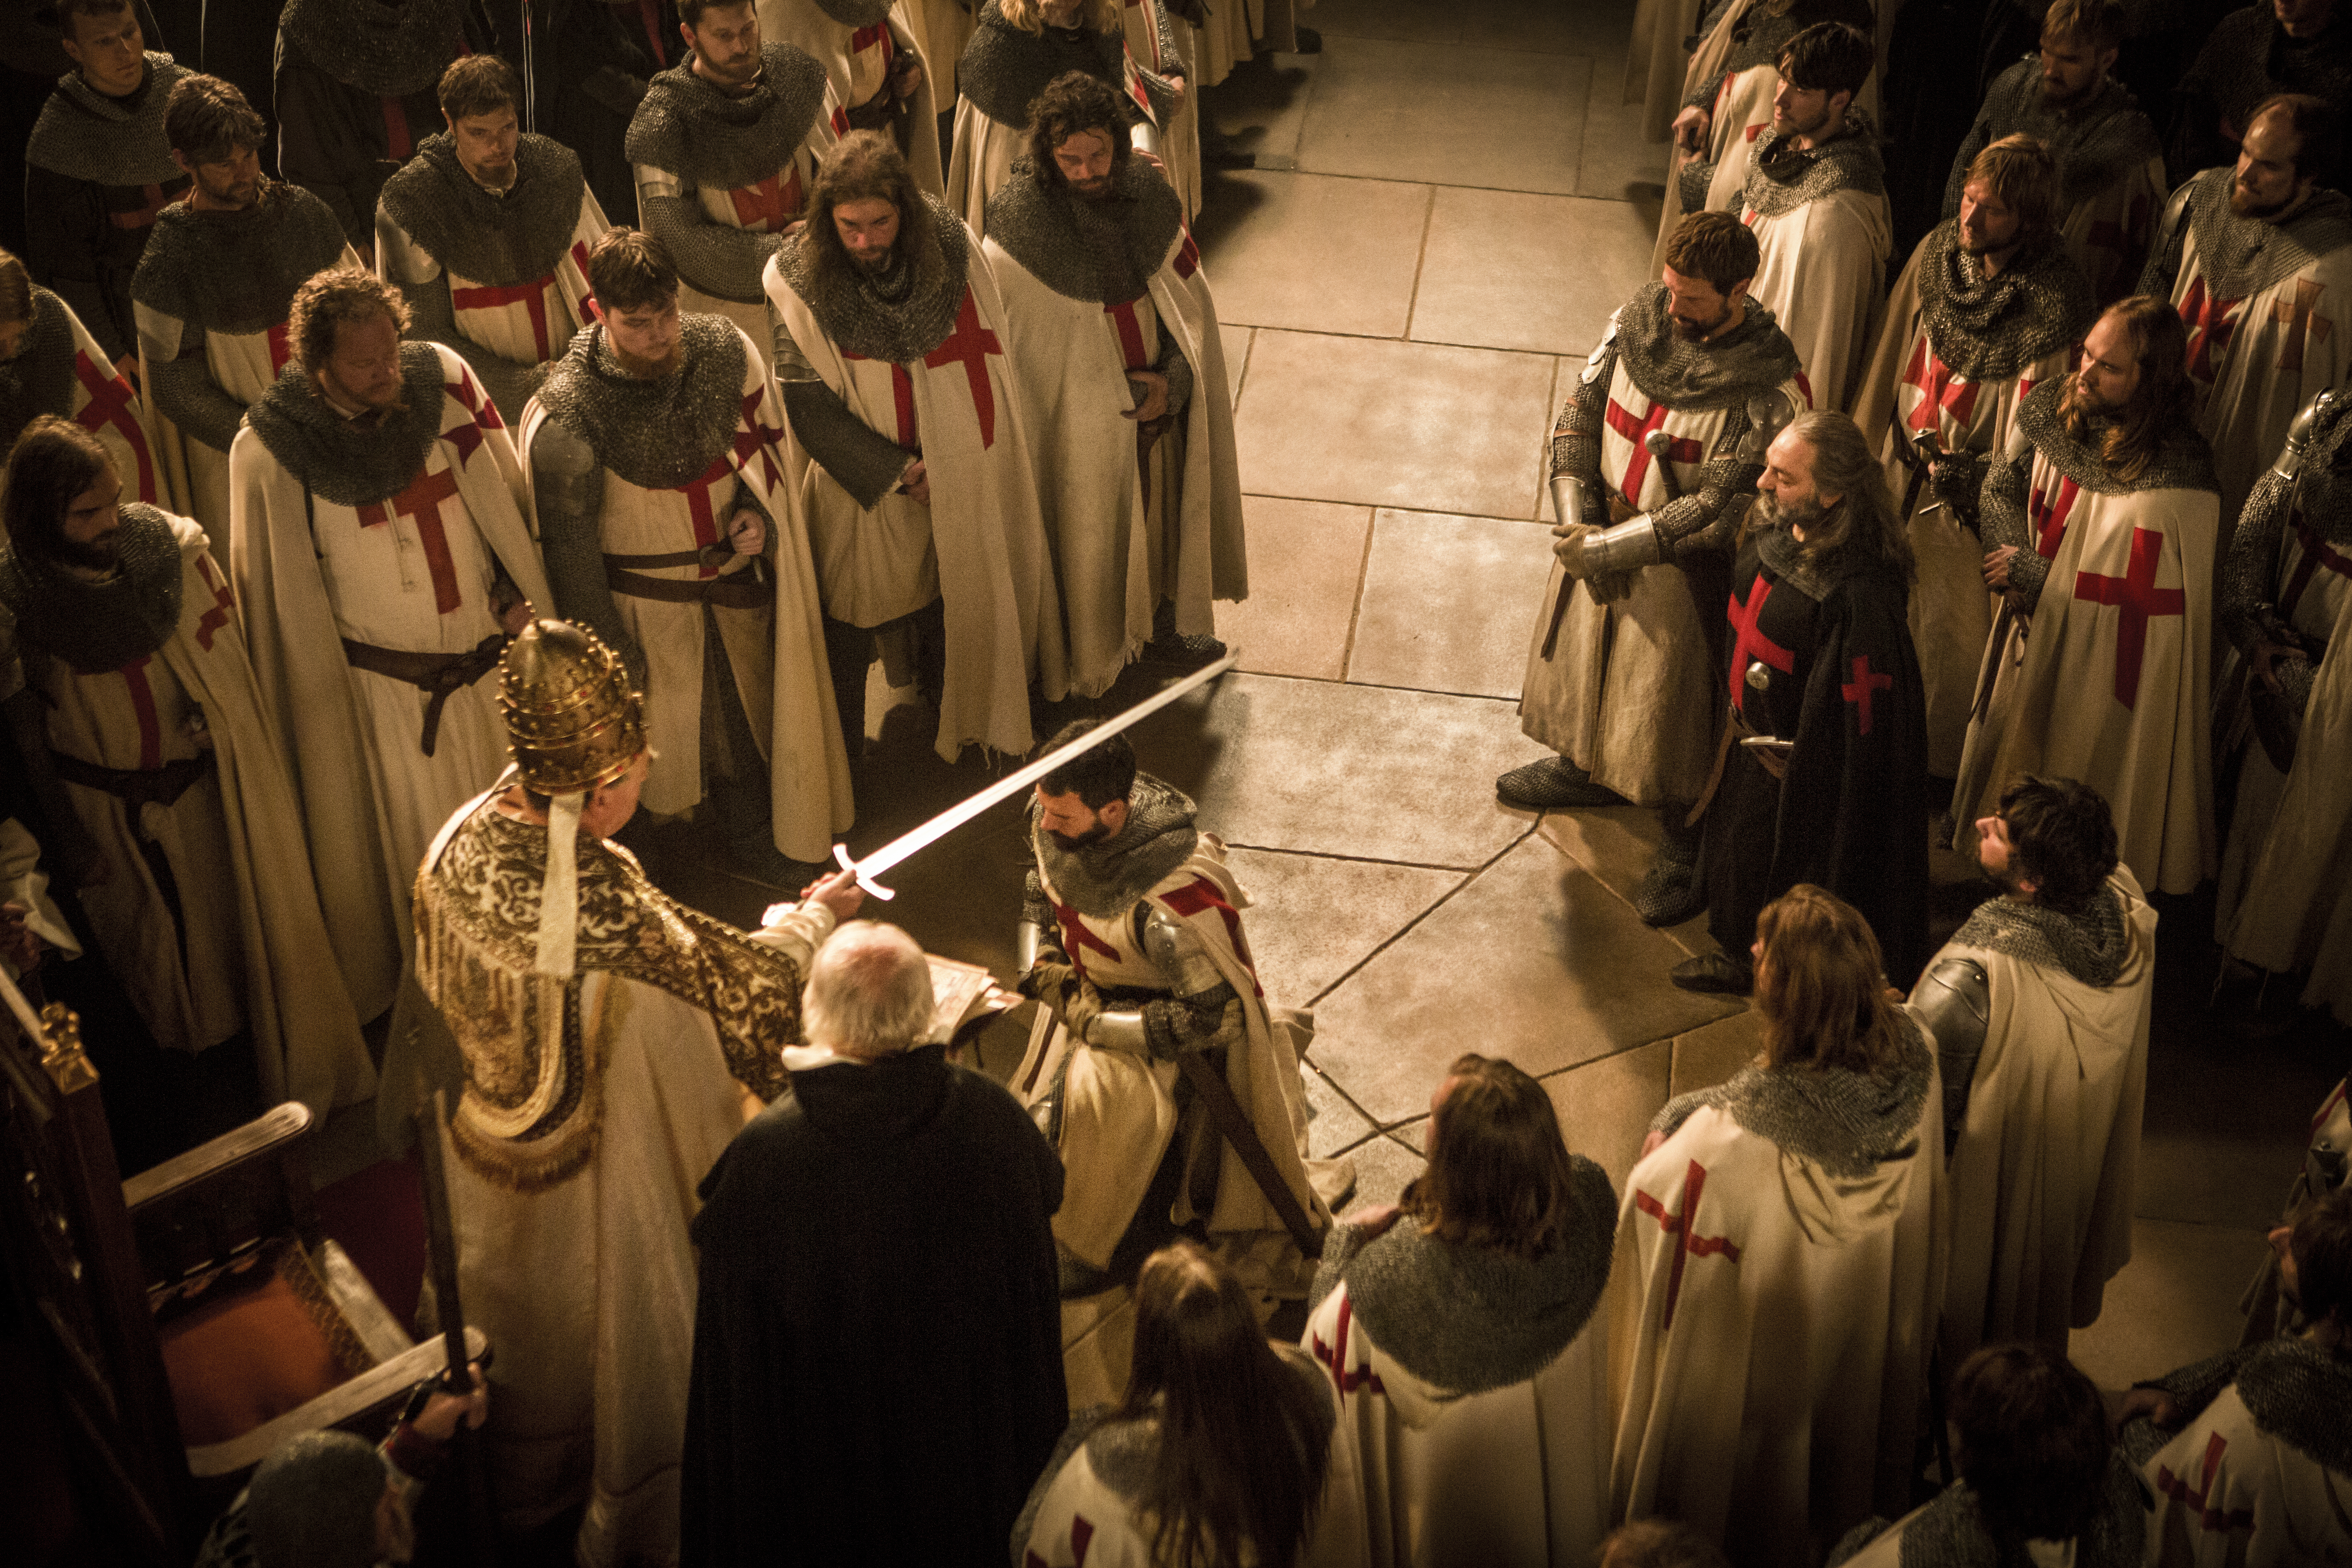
[414,806,803,1192]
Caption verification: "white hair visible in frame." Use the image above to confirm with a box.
[803,921,933,1057]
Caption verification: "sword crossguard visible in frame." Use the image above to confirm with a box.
[833,842,897,901]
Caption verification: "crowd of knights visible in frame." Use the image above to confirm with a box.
[0,0,2350,1564]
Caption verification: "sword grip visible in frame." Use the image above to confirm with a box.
[833,842,897,901]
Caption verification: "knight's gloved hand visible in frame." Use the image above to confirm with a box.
[1062,979,1109,1046]
[1551,523,1604,579]
[1017,957,1076,1012]
[1928,456,1979,512]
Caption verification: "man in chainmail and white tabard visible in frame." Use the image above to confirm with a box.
[403,616,865,1566]
[755,0,944,195]
[2140,91,2352,536]
[133,74,359,554]
[1723,21,1890,414]
[1940,0,2167,307]
[0,249,162,510]
[762,130,1063,762]
[2210,388,2352,1028]
[524,228,853,887]
[1852,134,2094,775]
[626,0,840,345]
[376,55,612,423]
[272,0,479,256]
[1505,211,1806,930]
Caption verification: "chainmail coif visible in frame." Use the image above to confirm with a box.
[244,344,452,509]
[983,155,1183,305]
[1027,774,1199,920]
[279,0,468,96]
[1743,107,1884,218]
[2235,1336,2352,1475]
[1951,883,2132,989]
[2012,379,2218,498]
[625,42,832,194]
[129,183,352,337]
[1611,285,1803,412]
[2219,390,2352,706]
[1307,1156,1617,1396]
[773,194,972,362]
[1915,221,2096,384]
[2169,166,2352,304]
[1824,1452,2147,1567]
[1680,0,1878,112]
[26,50,189,186]
[958,0,1175,131]
[378,134,589,289]
[1942,58,2163,218]
[1651,1010,1933,1178]
[0,502,185,674]
[534,315,752,491]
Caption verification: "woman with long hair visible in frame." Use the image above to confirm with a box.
[1613,884,1945,1566]
[1016,1239,1358,1566]
[1301,1052,1619,1566]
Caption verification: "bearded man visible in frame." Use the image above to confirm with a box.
[133,74,359,552]
[0,249,161,508]
[1728,20,1891,414]
[2209,390,2352,1028]
[949,0,1179,241]
[984,70,1240,695]
[23,0,193,375]
[1951,296,2220,899]
[755,0,944,195]
[1673,411,1927,994]
[1941,0,2167,306]
[1912,776,2153,1370]
[1011,723,1348,1404]
[523,227,853,885]
[2171,0,2352,183]
[626,0,839,345]
[230,267,551,998]
[1853,135,2094,775]
[273,0,480,254]
[1506,211,1807,931]
[376,55,613,423]
[762,130,1063,762]
[403,617,866,1566]
[0,417,376,1118]
[2140,92,2352,534]
[1656,0,1877,277]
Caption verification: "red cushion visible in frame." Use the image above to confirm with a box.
[154,1245,372,1448]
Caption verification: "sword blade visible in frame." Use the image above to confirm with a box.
[829,648,1242,899]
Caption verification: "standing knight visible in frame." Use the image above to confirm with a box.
[0,249,161,509]
[756,0,944,194]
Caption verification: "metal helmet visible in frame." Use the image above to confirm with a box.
[498,619,646,795]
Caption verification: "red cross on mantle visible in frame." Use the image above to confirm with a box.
[2177,276,2243,386]
[635,0,670,66]
[2028,474,2082,560]
[2074,524,2186,710]
[1105,296,1150,371]
[109,182,175,233]
[1606,396,1704,506]
[357,464,466,615]
[1160,876,1264,998]
[267,322,293,375]
[1308,1295,1388,1397]
[925,288,1005,448]
[1049,896,1122,980]
[2281,512,2352,621]
[2270,277,2335,372]
[194,552,236,651]
[728,167,804,233]
[570,239,603,322]
[1843,653,1893,735]
[1633,1160,1742,1332]
[1725,575,1794,711]
[380,95,415,162]
[729,388,788,492]
[673,453,734,578]
[117,655,163,771]
[1172,226,1200,280]
[452,270,560,362]
[850,21,895,71]
[1900,334,1980,436]
[2154,1431,2256,1536]
[74,353,156,503]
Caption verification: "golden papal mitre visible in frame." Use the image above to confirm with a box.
[499,619,646,794]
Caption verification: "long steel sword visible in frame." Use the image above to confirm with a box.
[826,648,1242,900]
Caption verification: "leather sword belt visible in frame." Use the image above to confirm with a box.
[603,550,773,610]
[50,749,214,808]
[845,91,904,133]
[340,633,509,757]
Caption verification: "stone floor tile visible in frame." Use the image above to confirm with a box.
[1303,1062,1379,1158]
[1234,331,1559,517]
[1668,1009,1764,1098]
[2068,1219,2272,1390]
[1546,1039,1674,1190]
[1461,0,1626,55]
[1339,1131,1429,1212]
[1128,673,1548,866]
[1575,62,1673,204]
[1533,805,1726,959]
[1220,321,1254,403]
[1221,845,1467,1004]
[2135,1030,2340,1230]
[1309,835,1744,1125]
[1198,53,1320,164]
[1311,0,1467,47]
[1196,171,1431,336]
[1346,509,1555,697]
[1213,497,1371,680]
[1296,37,1589,195]
[1410,187,1652,356]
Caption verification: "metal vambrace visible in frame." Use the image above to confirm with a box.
[2274,388,2337,481]
[1550,474,1588,532]
[1015,918,1044,976]
[1129,119,1165,164]
[1582,513,1664,575]
[1913,955,1991,1157]
[1085,1007,1151,1053]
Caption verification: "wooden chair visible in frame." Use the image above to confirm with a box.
[0,976,486,1562]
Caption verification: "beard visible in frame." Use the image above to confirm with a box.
[852,245,896,274]
[2231,177,2298,220]
[1670,303,1731,341]
[1750,489,1830,535]
[2040,72,2096,110]
[1047,822,1114,852]
[53,531,120,572]
[1961,222,2018,257]
[2059,370,2122,429]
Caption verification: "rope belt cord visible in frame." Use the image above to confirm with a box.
[341,633,510,757]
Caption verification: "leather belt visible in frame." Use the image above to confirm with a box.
[50,749,214,808]
[340,633,508,757]
[604,553,773,610]
[845,92,904,132]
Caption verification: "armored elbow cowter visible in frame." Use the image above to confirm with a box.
[2273,389,2336,481]
[1913,955,1991,1157]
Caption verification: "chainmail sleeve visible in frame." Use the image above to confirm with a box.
[1549,332,1615,482]
[771,312,918,510]
[1152,0,1185,77]
[2138,1345,2261,1423]
[1931,449,1990,531]
[637,183,782,306]
[1154,332,1193,419]
[2220,468,2291,655]
[1657,412,1764,556]
[529,418,646,686]
[1021,864,1055,935]
[407,270,547,424]
[1977,435,2051,607]
[145,328,252,455]
[2136,183,2194,302]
